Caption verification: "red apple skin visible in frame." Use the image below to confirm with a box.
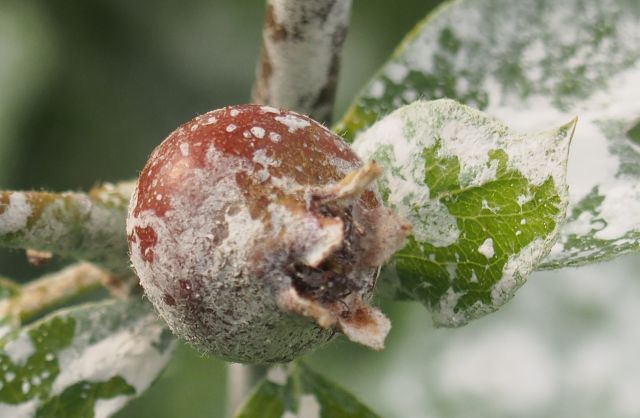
[127,104,392,363]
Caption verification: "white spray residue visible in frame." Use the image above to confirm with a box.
[3,333,35,366]
[275,114,311,132]
[478,238,495,259]
[0,192,32,234]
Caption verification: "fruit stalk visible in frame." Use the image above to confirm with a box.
[252,0,353,124]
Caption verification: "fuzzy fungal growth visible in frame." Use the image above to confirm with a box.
[127,104,409,363]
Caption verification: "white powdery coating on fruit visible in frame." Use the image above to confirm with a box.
[353,108,460,247]
[51,313,172,397]
[128,145,335,362]
[478,238,495,259]
[250,126,266,139]
[269,131,282,143]
[260,105,280,114]
[253,148,282,169]
[179,142,189,157]
[3,332,35,366]
[0,192,32,234]
[275,114,311,133]
[0,399,39,418]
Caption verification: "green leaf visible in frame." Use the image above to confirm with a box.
[353,99,574,326]
[235,363,381,418]
[0,299,175,418]
[337,0,640,269]
[0,278,21,340]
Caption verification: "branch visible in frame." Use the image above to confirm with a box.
[0,181,134,276]
[0,262,110,322]
[252,0,353,124]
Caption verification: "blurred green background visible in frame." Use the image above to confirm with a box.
[4,1,640,418]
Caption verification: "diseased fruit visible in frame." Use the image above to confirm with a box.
[127,104,409,364]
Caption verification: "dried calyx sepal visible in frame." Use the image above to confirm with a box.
[127,104,409,363]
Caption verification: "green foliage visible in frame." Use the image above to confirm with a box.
[337,0,640,269]
[353,99,574,325]
[235,363,380,418]
[0,300,174,418]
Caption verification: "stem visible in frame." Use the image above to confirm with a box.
[0,181,134,276]
[229,1,354,412]
[227,363,268,416]
[0,262,111,322]
[252,0,353,125]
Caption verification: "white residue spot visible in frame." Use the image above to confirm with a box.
[266,365,288,385]
[94,396,128,418]
[51,317,174,398]
[250,126,266,139]
[253,149,281,168]
[517,194,530,206]
[269,132,282,143]
[275,114,310,132]
[0,192,32,234]
[230,109,240,117]
[353,112,461,247]
[0,398,40,418]
[478,238,495,259]
[369,80,385,98]
[298,394,321,418]
[3,333,35,366]
[190,124,198,132]
[203,116,217,125]
[432,288,465,326]
[21,381,30,394]
[226,124,237,133]
[155,194,162,201]
[260,105,280,114]
[242,130,253,139]
[179,143,189,157]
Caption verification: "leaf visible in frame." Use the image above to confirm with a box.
[352,99,574,326]
[235,362,380,418]
[0,278,21,340]
[0,182,134,276]
[0,299,175,418]
[337,0,640,269]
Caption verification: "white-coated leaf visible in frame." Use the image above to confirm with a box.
[0,299,175,418]
[353,99,574,326]
[338,0,640,268]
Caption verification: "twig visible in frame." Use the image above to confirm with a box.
[252,0,353,125]
[0,181,134,276]
[0,262,111,322]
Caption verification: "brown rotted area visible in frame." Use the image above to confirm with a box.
[287,201,370,307]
